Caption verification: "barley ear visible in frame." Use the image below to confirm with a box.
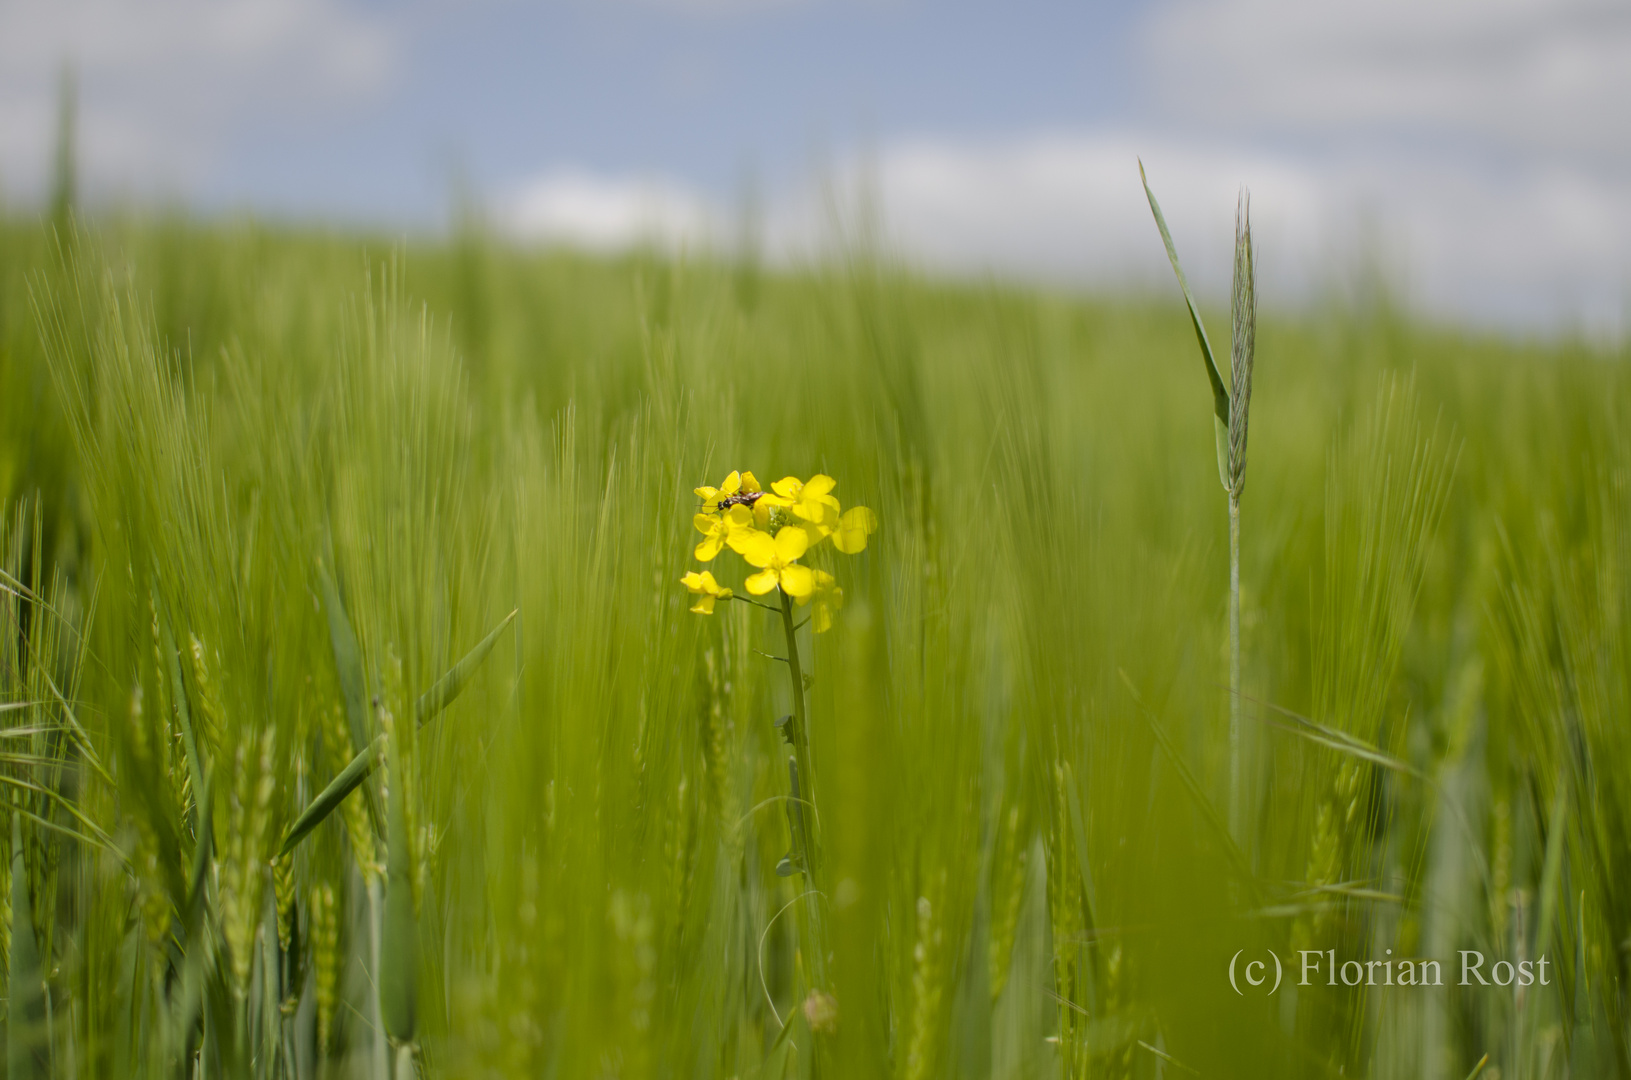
[312,880,339,1054]
[1228,189,1256,498]
[153,588,205,827]
[1139,159,1232,490]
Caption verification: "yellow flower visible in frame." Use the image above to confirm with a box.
[770,473,842,542]
[693,504,754,562]
[680,570,732,614]
[831,506,877,554]
[797,569,844,632]
[773,473,836,515]
[769,475,806,500]
[694,470,762,512]
[740,527,814,598]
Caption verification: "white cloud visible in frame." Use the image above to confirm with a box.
[1133,0,1631,331]
[1146,0,1631,166]
[840,136,1327,292]
[876,135,1631,330]
[503,132,1631,335]
[507,170,717,252]
[0,0,395,197]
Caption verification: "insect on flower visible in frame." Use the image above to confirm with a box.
[680,470,875,632]
[715,489,765,513]
[695,470,764,512]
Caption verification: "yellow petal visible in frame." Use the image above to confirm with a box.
[774,526,809,563]
[831,530,866,555]
[803,474,836,500]
[753,501,771,529]
[793,499,837,530]
[681,571,705,590]
[745,568,779,595]
[690,593,717,614]
[797,522,830,550]
[695,534,724,561]
[771,476,802,499]
[725,504,754,528]
[832,506,878,554]
[722,470,742,495]
[694,486,721,506]
[812,602,833,633]
[778,564,814,598]
[694,512,720,536]
[716,586,733,600]
[843,506,877,532]
[738,531,778,568]
[739,471,761,492]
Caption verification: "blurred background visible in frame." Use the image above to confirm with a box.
[1,0,1627,336]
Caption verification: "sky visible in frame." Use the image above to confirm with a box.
[1,0,1628,335]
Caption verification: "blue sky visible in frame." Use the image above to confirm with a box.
[193,1,1144,218]
[2,0,1629,334]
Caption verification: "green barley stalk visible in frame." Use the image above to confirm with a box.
[7,811,44,1080]
[1140,165,1256,837]
[1227,194,1256,839]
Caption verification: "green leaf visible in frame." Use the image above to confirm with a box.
[185,769,216,919]
[1256,700,1427,781]
[1139,159,1232,490]
[276,735,381,858]
[318,559,386,836]
[1533,774,1568,968]
[414,609,517,724]
[277,608,516,857]
[1119,670,1259,902]
[317,561,372,761]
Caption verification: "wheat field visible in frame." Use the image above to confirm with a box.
[0,211,1626,1079]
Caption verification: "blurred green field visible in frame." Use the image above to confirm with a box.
[0,211,1626,1079]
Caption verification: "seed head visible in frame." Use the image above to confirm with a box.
[1228,190,1256,498]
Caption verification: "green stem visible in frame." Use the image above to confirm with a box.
[368,877,389,1080]
[1229,491,1242,842]
[777,589,829,993]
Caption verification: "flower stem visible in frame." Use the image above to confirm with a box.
[1229,490,1242,842]
[777,589,830,993]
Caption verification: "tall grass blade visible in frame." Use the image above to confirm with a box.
[277,736,381,857]
[319,561,373,760]
[279,609,515,856]
[1139,159,1231,488]
[413,609,516,724]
